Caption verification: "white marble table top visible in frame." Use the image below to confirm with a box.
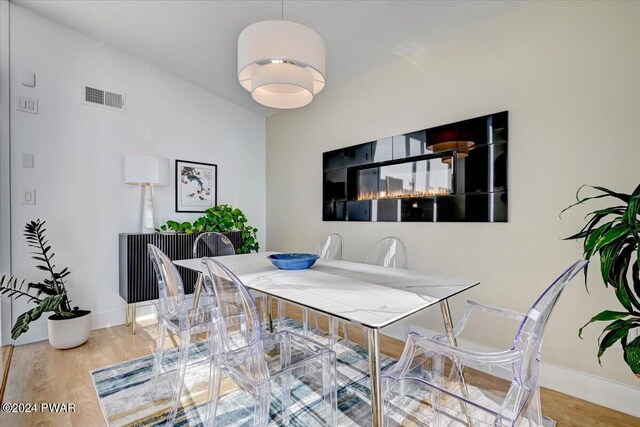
[174,252,479,329]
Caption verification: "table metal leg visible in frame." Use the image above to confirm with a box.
[125,302,130,327]
[439,300,457,346]
[131,303,137,335]
[260,295,268,328]
[192,273,204,309]
[367,327,383,427]
[439,300,472,426]
[267,295,274,333]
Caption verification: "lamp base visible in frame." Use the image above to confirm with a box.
[141,183,156,233]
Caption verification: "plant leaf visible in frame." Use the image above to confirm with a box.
[614,278,633,311]
[624,335,640,375]
[582,222,613,259]
[597,321,633,364]
[10,294,65,339]
[579,310,630,338]
[28,282,57,297]
[561,185,631,218]
[593,224,630,254]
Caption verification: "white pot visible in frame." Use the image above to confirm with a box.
[47,311,92,349]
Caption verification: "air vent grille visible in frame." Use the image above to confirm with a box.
[85,86,104,104]
[83,86,126,111]
[104,91,123,109]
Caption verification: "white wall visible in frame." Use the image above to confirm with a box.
[5,4,266,344]
[266,0,640,413]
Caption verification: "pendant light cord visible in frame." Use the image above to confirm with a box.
[281,0,284,20]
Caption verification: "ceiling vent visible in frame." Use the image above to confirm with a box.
[82,86,126,111]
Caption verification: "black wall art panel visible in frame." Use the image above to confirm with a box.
[322,111,508,222]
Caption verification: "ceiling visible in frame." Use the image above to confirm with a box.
[16,0,523,117]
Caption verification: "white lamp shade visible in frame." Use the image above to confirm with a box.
[124,155,169,185]
[251,63,314,109]
[238,20,326,108]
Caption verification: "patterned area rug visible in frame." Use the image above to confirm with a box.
[91,319,553,426]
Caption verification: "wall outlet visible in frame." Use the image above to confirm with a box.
[17,96,38,114]
[22,189,36,205]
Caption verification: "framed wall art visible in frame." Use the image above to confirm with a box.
[175,159,217,212]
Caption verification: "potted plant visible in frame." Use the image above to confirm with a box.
[562,184,640,377]
[157,204,259,253]
[0,219,91,349]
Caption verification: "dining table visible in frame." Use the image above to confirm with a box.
[174,251,480,427]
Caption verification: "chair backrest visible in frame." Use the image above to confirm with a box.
[201,257,263,356]
[193,232,236,258]
[365,236,408,269]
[513,260,588,388]
[316,233,343,260]
[147,244,186,320]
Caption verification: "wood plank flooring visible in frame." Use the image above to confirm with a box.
[0,344,13,403]
[0,303,638,427]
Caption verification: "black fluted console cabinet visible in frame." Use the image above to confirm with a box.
[118,231,243,304]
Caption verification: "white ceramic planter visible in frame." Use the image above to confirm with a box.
[47,311,92,349]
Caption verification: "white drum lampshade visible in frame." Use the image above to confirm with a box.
[238,20,326,109]
[124,155,169,233]
[124,155,169,185]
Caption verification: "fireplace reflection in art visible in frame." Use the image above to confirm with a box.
[357,157,453,201]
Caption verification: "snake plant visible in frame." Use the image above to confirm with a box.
[562,184,640,377]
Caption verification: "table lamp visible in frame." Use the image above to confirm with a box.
[124,155,169,233]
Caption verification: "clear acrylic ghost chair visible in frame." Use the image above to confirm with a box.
[193,232,236,258]
[317,233,343,260]
[361,237,410,345]
[365,236,408,269]
[147,244,219,425]
[278,234,344,338]
[382,260,588,427]
[191,232,236,308]
[202,257,338,427]
[193,232,271,329]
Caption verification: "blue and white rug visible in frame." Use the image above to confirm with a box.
[91,319,551,426]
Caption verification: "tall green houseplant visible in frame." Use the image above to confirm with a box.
[0,219,83,339]
[563,184,640,377]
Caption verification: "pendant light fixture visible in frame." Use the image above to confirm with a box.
[237,0,326,109]
[427,128,476,164]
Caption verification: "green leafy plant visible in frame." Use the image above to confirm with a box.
[562,184,640,377]
[157,204,259,253]
[0,219,84,339]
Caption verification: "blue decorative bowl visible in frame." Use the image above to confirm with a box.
[267,253,320,270]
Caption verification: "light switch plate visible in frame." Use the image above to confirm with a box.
[22,189,36,205]
[21,71,36,88]
[22,153,34,168]
[17,96,38,114]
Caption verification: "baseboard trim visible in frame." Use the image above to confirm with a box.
[381,323,640,418]
[539,362,640,418]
